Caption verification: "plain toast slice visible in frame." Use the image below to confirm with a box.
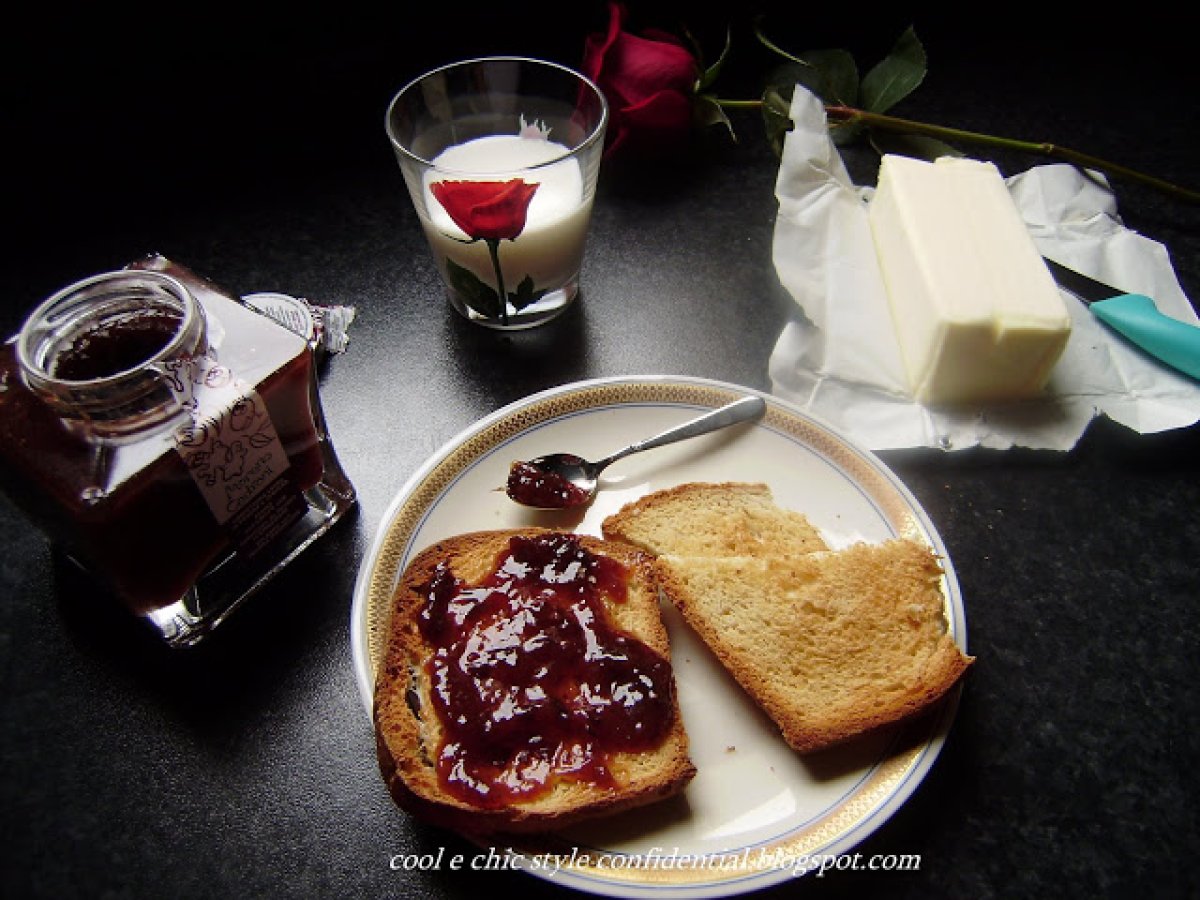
[653,539,973,753]
[373,528,695,834]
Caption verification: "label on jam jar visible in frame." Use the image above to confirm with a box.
[163,352,306,557]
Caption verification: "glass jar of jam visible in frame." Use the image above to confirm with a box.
[0,254,356,646]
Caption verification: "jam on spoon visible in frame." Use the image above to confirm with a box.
[505,395,767,509]
[505,458,591,509]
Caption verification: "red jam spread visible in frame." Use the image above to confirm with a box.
[416,532,675,808]
[505,460,591,508]
[51,307,184,381]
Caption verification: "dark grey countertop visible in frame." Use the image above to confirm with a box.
[3,4,1198,898]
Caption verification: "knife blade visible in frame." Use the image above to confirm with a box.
[1042,256,1200,381]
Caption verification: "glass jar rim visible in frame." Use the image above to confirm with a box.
[384,55,609,171]
[17,269,203,388]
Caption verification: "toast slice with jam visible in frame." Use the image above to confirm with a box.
[373,528,695,834]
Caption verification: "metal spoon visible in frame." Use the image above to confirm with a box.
[505,395,768,509]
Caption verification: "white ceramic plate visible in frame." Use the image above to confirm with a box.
[351,376,968,898]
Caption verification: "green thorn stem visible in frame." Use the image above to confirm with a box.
[485,238,509,326]
[714,97,1200,203]
[823,104,1200,203]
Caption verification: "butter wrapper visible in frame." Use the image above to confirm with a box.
[768,85,1200,451]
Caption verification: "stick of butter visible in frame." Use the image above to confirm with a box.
[869,155,1072,406]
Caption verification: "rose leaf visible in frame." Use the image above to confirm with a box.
[445,258,502,319]
[507,275,548,312]
[868,130,963,161]
[696,25,732,92]
[860,26,926,115]
[760,84,794,157]
[694,93,735,138]
[797,48,859,107]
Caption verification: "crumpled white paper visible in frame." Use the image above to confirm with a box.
[768,85,1200,451]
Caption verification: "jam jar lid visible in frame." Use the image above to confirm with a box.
[16,269,208,436]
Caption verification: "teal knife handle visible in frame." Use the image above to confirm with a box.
[1091,294,1200,381]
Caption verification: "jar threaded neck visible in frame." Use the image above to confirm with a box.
[17,270,208,436]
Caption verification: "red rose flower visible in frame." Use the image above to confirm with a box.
[430,179,540,241]
[582,2,699,160]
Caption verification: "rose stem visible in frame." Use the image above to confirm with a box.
[485,238,509,326]
[822,105,1200,203]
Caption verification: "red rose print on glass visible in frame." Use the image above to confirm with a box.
[429,178,544,325]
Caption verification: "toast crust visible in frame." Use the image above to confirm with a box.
[373,528,696,834]
[602,481,828,557]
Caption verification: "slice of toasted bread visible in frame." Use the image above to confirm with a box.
[601,482,828,557]
[373,528,695,834]
[652,539,973,753]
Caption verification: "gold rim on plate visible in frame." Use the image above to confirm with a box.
[352,376,966,897]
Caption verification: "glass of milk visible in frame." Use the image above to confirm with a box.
[386,57,608,329]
